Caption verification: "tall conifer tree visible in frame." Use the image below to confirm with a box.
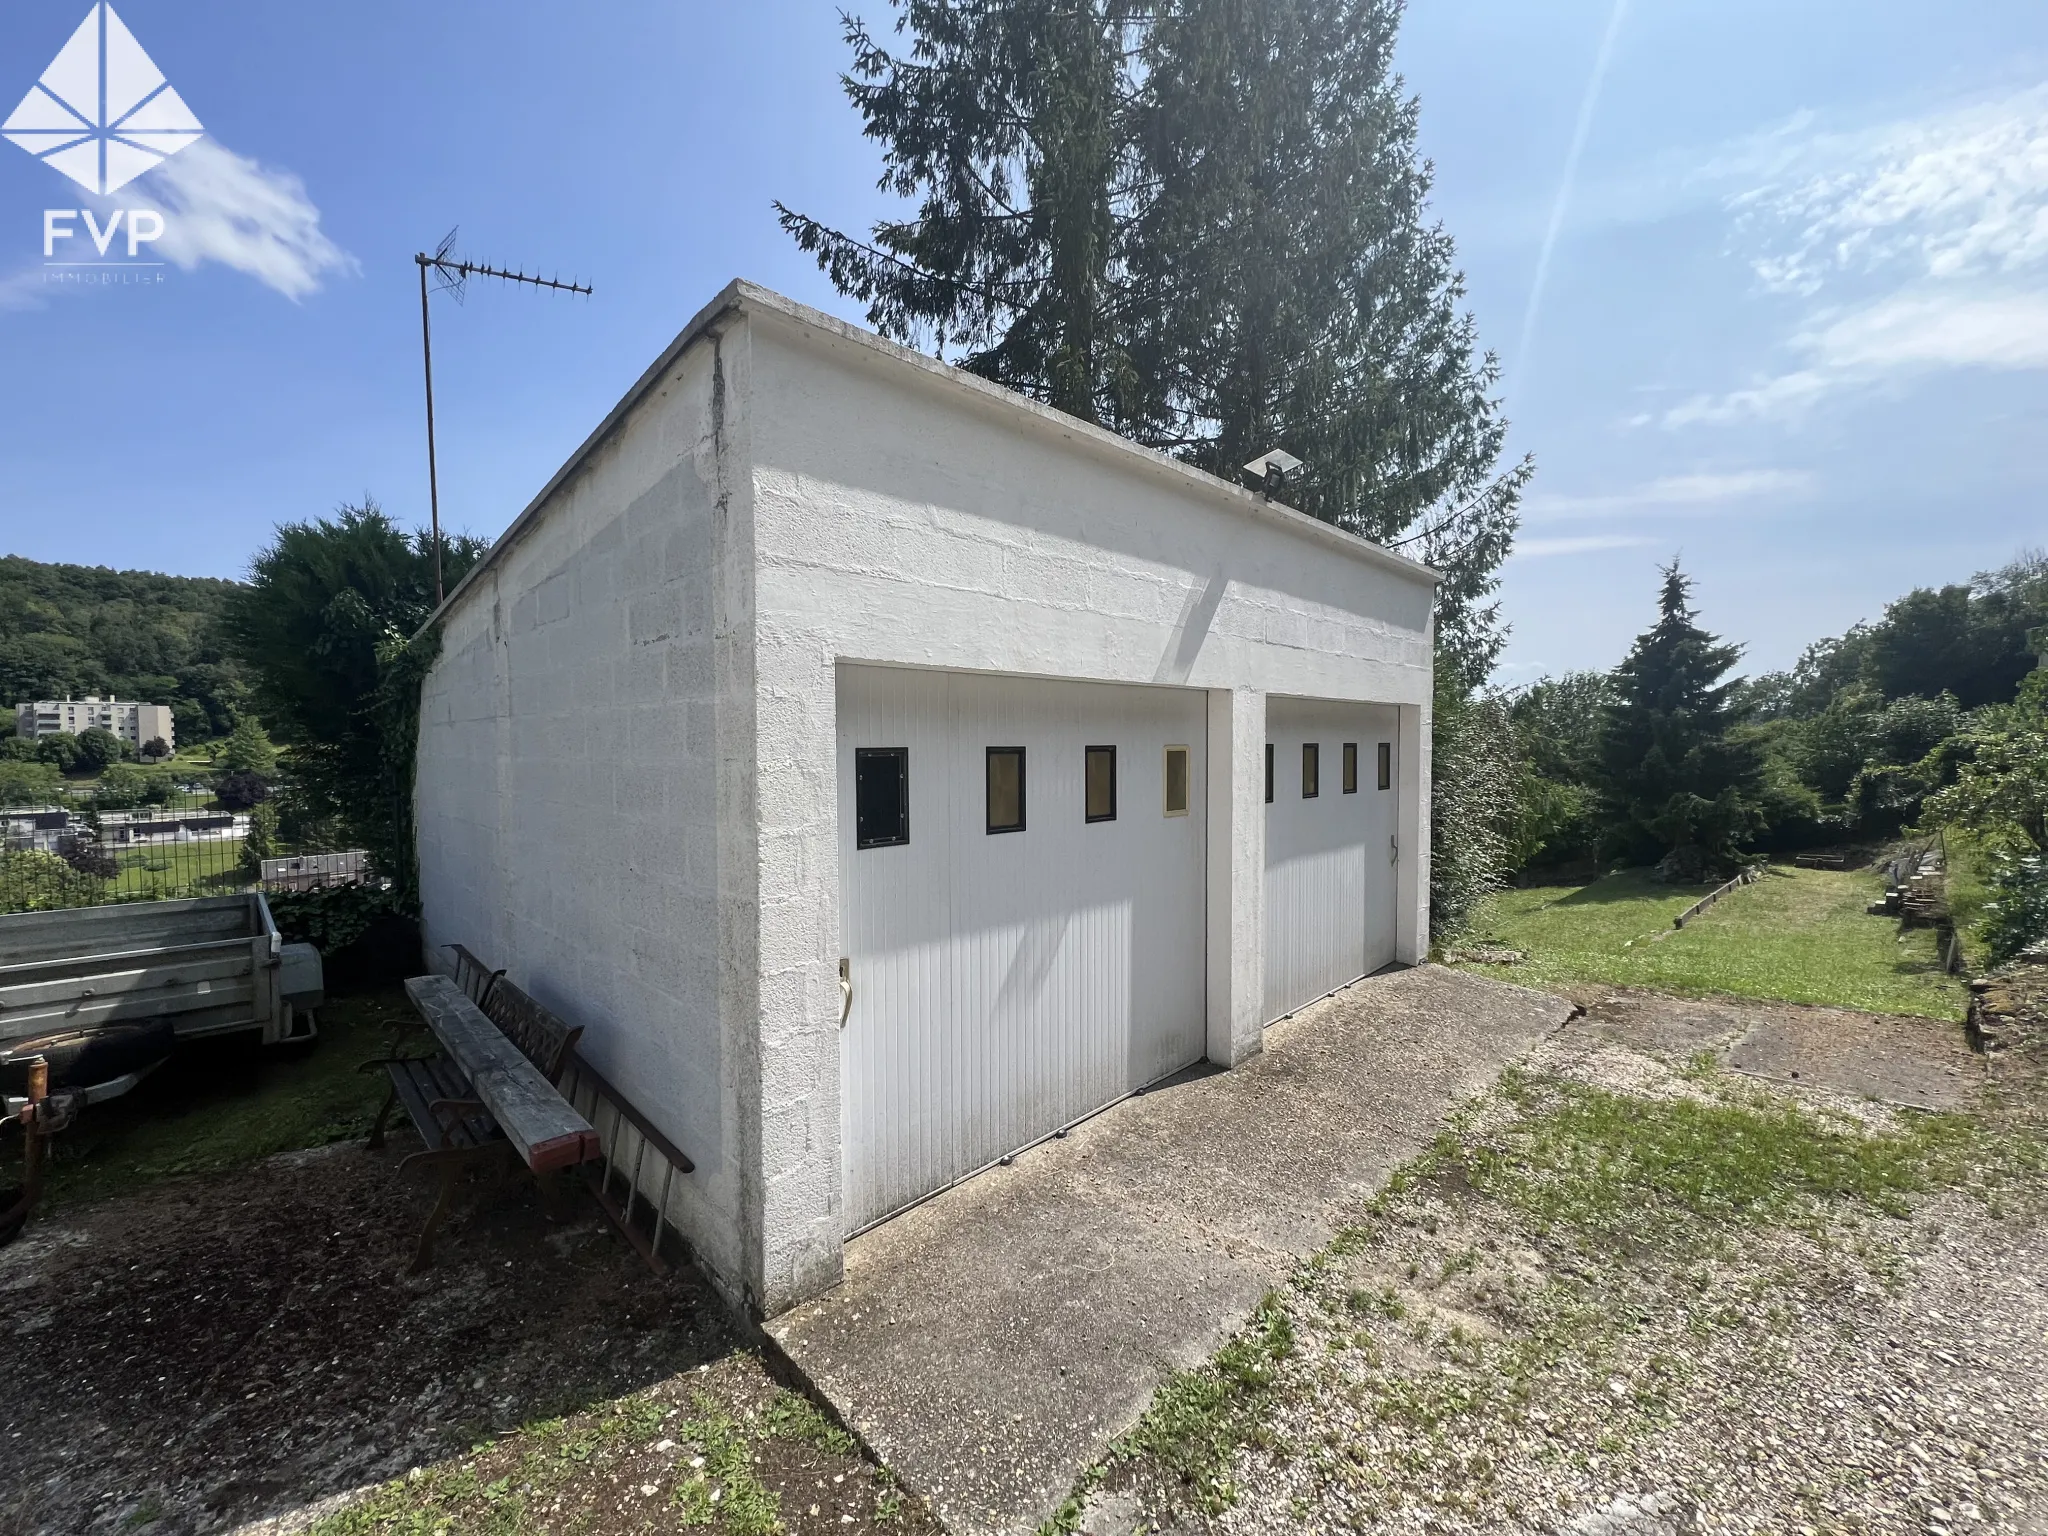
[1125,0,1526,682]
[1597,563,1767,874]
[775,0,1140,423]
[777,0,1527,678]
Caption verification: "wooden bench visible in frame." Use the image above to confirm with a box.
[364,971,600,1271]
[382,944,700,1274]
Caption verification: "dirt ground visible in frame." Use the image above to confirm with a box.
[0,1138,931,1536]
[5,984,2038,1536]
[1564,984,1989,1109]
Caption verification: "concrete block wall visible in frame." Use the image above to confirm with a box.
[417,281,1439,1317]
[416,332,753,1297]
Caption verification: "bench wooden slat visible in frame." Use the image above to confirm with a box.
[404,974,600,1173]
[389,1060,485,1152]
[413,1056,495,1146]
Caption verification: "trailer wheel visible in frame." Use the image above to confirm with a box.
[0,1018,177,1096]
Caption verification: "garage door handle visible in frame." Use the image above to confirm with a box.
[1390,836,1399,865]
[839,958,852,1029]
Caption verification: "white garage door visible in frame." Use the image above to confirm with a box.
[838,665,1208,1232]
[1263,697,1400,1021]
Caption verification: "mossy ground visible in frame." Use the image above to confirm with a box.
[30,986,415,1210]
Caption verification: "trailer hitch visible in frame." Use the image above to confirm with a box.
[1,1060,143,1244]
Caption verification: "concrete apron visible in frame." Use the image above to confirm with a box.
[766,964,1577,1535]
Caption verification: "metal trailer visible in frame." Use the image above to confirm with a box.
[0,893,310,1049]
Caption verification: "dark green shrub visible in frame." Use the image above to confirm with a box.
[1981,851,2048,967]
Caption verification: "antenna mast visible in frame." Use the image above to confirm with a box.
[414,228,593,603]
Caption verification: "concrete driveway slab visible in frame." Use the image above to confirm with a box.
[1565,988,1982,1110]
[766,964,1576,1535]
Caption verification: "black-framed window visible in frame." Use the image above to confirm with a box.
[855,747,909,848]
[1265,743,1275,804]
[1377,741,1392,791]
[1302,742,1319,799]
[1342,742,1359,794]
[1163,744,1190,817]
[986,746,1026,833]
[1085,745,1117,822]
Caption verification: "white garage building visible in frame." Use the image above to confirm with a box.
[414,281,1437,1315]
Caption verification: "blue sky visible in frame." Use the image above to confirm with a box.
[1,1,2043,683]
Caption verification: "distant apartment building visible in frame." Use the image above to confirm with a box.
[14,695,176,752]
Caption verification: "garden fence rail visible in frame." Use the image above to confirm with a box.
[0,783,370,915]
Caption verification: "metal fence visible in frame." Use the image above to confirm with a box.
[0,785,371,915]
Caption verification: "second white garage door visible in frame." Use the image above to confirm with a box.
[1264,696,1401,1021]
[838,665,1208,1233]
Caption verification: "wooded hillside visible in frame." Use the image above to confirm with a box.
[0,554,250,743]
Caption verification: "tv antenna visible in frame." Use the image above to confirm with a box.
[415,228,593,603]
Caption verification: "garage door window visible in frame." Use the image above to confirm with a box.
[1377,741,1392,791]
[1163,744,1190,817]
[1302,742,1320,799]
[855,747,909,848]
[987,747,1026,833]
[1086,745,1117,822]
[1342,742,1359,794]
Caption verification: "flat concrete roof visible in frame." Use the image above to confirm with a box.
[426,279,1439,636]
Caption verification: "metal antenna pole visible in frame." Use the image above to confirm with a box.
[416,253,444,605]
[412,228,592,609]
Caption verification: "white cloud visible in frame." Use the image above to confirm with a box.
[1663,287,2048,424]
[1735,85,2048,295]
[0,266,55,312]
[1524,468,1813,519]
[1665,84,2048,427]
[1511,534,1658,560]
[1661,370,1832,427]
[124,139,355,301]
[1814,287,2048,370]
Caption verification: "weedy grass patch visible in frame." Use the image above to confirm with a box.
[1037,1296,1296,1531]
[760,1388,859,1457]
[307,1370,921,1536]
[1067,1061,2045,1532]
[665,1395,782,1534]
[1459,1071,1990,1236]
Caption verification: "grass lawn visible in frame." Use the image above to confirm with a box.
[107,837,248,897]
[1459,865,1964,1019]
[34,986,419,1209]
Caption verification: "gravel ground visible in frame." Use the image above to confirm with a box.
[1075,999,2048,1536]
